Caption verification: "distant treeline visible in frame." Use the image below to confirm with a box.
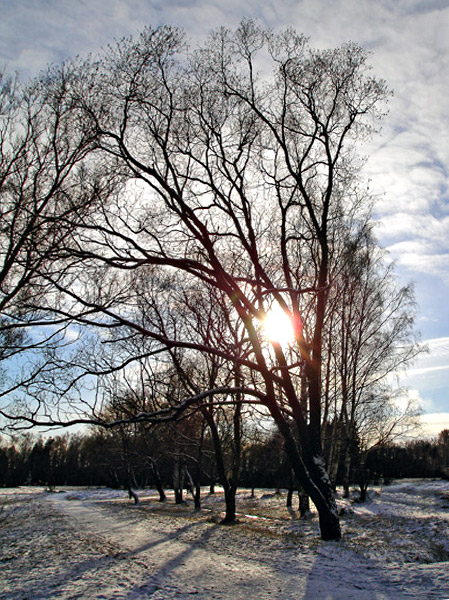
[1,427,448,491]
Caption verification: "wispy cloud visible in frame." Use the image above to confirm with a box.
[398,337,449,414]
[384,239,449,283]
[407,336,449,371]
[407,364,449,377]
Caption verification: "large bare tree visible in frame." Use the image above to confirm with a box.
[1,22,396,540]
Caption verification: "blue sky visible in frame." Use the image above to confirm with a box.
[1,0,448,435]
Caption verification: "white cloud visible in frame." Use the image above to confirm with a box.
[419,412,449,437]
[383,213,449,240]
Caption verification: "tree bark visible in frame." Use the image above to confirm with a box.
[270,403,341,540]
[149,460,166,502]
[298,488,311,518]
[202,406,238,524]
[222,484,237,524]
[193,483,201,511]
[127,486,140,505]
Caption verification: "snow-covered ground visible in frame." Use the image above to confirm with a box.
[1,480,449,599]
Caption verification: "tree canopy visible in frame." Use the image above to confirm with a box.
[0,22,421,540]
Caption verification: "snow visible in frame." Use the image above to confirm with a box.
[1,480,449,599]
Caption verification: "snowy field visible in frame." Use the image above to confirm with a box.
[1,480,449,599]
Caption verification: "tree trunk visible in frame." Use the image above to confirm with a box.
[289,448,340,539]
[173,455,184,504]
[202,405,239,524]
[156,481,167,502]
[150,460,166,502]
[185,468,201,511]
[127,486,139,505]
[270,405,341,540]
[193,483,201,511]
[298,488,310,518]
[222,484,237,524]
[359,481,368,502]
[357,455,370,502]
[327,422,343,488]
[341,440,353,498]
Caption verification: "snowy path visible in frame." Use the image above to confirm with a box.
[1,484,449,599]
[44,494,414,599]
[50,494,309,599]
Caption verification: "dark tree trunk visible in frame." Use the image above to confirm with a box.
[150,460,166,502]
[342,444,352,498]
[185,468,201,511]
[193,483,201,511]
[357,456,370,502]
[359,482,368,502]
[156,481,167,503]
[202,405,239,524]
[222,484,237,524]
[269,402,341,541]
[173,456,185,504]
[307,460,341,540]
[298,488,310,517]
[127,486,139,505]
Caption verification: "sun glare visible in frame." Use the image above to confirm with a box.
[262,305,295,346]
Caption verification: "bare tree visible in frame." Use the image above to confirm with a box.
[1,22,394,540]
[322,223,421,494]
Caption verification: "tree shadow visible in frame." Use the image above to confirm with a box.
[124,523,222,597]
[302,542,413,599]
[15,516,214,600]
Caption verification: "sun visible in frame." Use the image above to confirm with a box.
[262,305,295,346]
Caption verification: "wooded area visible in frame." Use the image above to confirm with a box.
[1,429,448,499]
[0,21,423,540]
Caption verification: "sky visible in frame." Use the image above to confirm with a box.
[1,0,448,436]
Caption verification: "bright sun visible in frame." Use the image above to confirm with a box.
[262,305,295,346]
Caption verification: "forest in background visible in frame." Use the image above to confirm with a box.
[2,427,448,503]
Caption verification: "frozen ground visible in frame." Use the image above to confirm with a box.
[1,480,449,599]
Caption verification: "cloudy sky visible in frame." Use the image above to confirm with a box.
[1,0,448,435]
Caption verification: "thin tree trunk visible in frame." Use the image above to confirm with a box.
[342,446,352,498]
[298,488,310,517]
[127,486,140,505]
[202,406,238,524]
[150,461,166,502]
[193,483,201,511]
[185,467,201,511]
[173,455,184,504]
